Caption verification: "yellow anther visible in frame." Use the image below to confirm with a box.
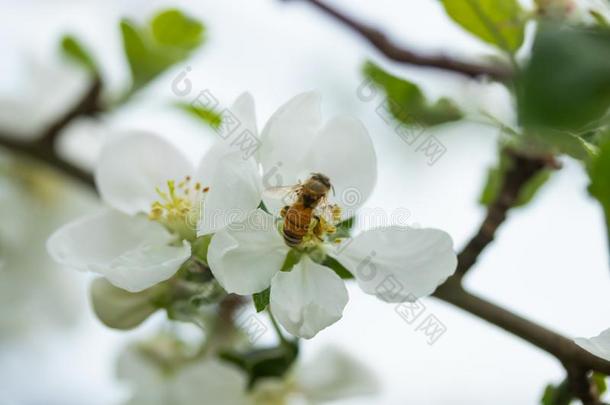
[149,204,163,220]
[331,205,342,222]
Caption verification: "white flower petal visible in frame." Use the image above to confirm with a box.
[259,92,322,188]
[171,360,249,405]
[95,132,194,215]
[331,226,457,302]
[302,115,377,216]
[117,344,165,404]
[118,345,249,405]
[47,209,191,292]
[574,328,610,361]
[195,142,262,235]
[258,94,376,218]
[270,256,348,339]
[296,346,379,402]
[230,92,257,137]
[207,209,288,295]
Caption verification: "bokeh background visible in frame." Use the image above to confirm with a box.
[0,0,608,404]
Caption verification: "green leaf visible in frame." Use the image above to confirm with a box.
[176,102,222,128]
[151,9,203,48]
[220,341,299,388]
[590,10,610,28]
[479,149,552,207]
[518,24,610,131]
[529,131,598,161]
[90,278,164,330]
[60,35,97,73]
[121,9,205,91]
[515,169,552,207]
[329,217,355,242]
[440,0,526,53]
[253,288,270,313]
[593,373,608,396]
[321,255,354,279]
[363,61,463,126]
[541,381,572,405]
[588,137,610,253]
[479,152,510,206]
[281,249,302,272]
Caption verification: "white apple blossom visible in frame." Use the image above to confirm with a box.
[117,338,250,405]
[118,339,377,405]
[574,328,610,361]
[251,346,379,405]
[208,92,458,339]
[47,93,262,293]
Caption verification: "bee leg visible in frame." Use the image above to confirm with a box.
[280,206,289,218]
[312,215,324,240]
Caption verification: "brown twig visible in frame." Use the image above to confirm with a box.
[433,281,610,375]
[456,150,556,278]
[431,150,610,381]
[564,365,604,405]
[286,0,514,80]
[0,77,101,190]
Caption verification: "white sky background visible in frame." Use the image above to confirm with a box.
[0,0,609,404]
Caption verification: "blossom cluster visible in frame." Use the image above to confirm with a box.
[48,92,458,339]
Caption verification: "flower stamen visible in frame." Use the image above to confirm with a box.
[148,176,210,240]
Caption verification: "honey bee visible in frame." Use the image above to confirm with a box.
[263,173,336,247]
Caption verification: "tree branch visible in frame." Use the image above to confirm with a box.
[433,281,610,375]
[285,0,514,80]
[564,365,605,405]
[0,77,101,190]
[433,149,610,380]
[456,150,558,278]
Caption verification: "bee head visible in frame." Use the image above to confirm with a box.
[310,173,331,189]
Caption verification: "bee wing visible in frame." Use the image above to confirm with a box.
[262,185,300,205]
[314,197,335,223]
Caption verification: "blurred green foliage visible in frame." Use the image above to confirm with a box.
[363,61,463,126]
[221,340,299,389]
[253,288,270,313]
[588,137,610,250]
[121,9,205,91]
[177,102,223,128]
[518,24,610,132]
[439,0,526,53]
[479,149,552,207]
[60,35,98,74]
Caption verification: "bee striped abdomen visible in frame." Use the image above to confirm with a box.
[282,205,312,247]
